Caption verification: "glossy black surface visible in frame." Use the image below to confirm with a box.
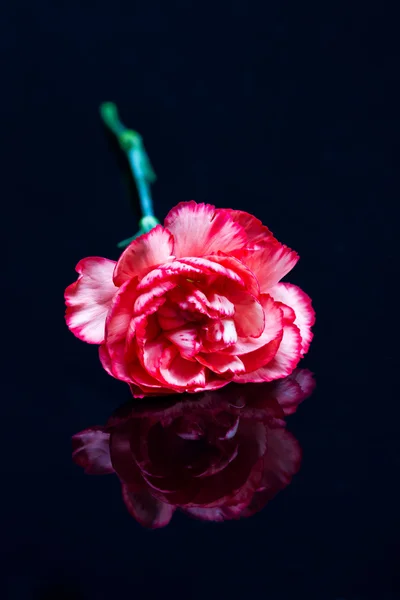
[1,1,398,598]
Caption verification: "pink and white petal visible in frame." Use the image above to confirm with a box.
[242,240,299,292]
[157,300,187,331]
[137,262,205,291]
[164,201,247,258]
[239,335,282,373]
[224,294,283,355]
[178,256,245,287]
[72,428,114,475]
[141,338,169,382]
[99,342,134,383]
[130,360,169,389]
[234,324,302,383]
[104,277,139,346]
[65,257,117,344]
[203,319,237,347]
[207,255,260,297]
[121,485,175,528]
[196,353,245,375]
[107,341,135,383]
[164,326,202,359]
[133,281,175,315]
[196,290,235,318]
[159,346,206,389]
[171,286,235,320]
[274,301,296,324]
[226,210,274,247]
[113,225,175,287]
[230,291,265,338]
[268,283,315,354]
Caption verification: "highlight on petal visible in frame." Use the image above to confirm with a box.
[72,428,114,475]
[113,225,175,286]
[268,283,315,354]
[242,238,299,292]
[65,257,117,344]
[121,485,175,528]
[164,201,247,258]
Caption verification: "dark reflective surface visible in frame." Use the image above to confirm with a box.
[72,370,314,528]
[2,1,399,598]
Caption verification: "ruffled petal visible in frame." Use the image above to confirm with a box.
[234,324,302,383]
[113,225,174,286]
[226,209,274,247]
[230,291,264,338]
[224,294,283,355]
[65,257,117,344]
[104,277,139,346]
[268,283,315,354]
[164,326,202,359]
[159,346,206,390]
[196,353,245,375]
[203,319,237,348]
[241,239,299,292]
[164,201,247,257]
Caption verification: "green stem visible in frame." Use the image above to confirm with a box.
[99,102,160,248]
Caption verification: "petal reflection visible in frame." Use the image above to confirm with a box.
[72,369,315,527]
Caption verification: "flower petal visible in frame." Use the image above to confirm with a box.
[159,346,206,389]
[121,485,175,528]
[239,335,282,373]
[113,225,174,287]
[196,353,245,375]
[164,201,247,257]
[65,257,117,344]
[104,277,139,346]
[242,239,299,291]
[203,319,237,347]
[227,209,274,247]
[268,283,315,354]
[234,324,302,383]
[133,281,175,314]
[72,428,114,475]
[164,326,202,358]
[224,294,283,355]
[231,291,264,338]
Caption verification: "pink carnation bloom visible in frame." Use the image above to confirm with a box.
[65,202,315,396]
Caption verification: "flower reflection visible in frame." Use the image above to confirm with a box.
[72,369,315,528]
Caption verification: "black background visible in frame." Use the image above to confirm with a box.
[1,1,399,599]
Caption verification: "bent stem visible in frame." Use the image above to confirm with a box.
[100,102,160,248]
